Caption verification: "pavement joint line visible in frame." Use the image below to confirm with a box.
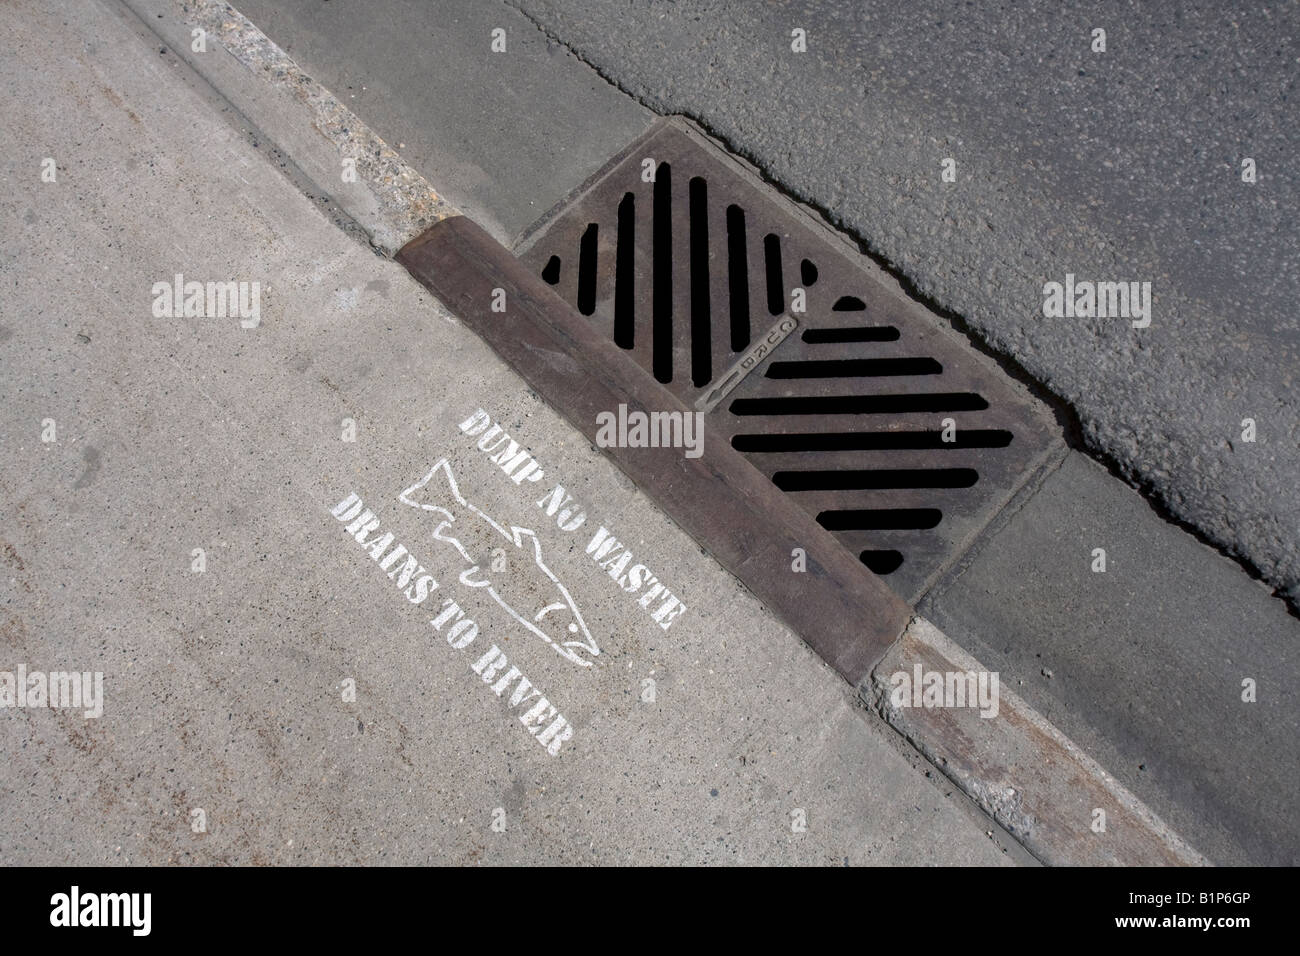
[919,440,1073,607]
[139,0,1212,865]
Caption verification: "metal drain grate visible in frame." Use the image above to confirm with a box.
[515,119,1058,600]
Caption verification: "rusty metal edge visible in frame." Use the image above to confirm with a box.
[398,215,914,684]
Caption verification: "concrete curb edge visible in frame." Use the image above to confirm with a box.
[865,618,1209,866]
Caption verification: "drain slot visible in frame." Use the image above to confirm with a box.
[801,259,818,286]
[802,326,900,344]
[689,176,712,386]
[652,162,673,383]
[819,509,944,531]
[726,204,750,351]
[861,550,905,574]
[733,430,1013,452]
[764,233,784,316]
[766,357,943,378]
[615,192,635,348]
[772,468,979,491]
[577,223,598,316]
[729,394,989,416]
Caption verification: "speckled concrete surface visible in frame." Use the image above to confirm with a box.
[0,0,1019,865]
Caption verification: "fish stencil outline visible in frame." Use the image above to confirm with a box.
[399,458,600,668]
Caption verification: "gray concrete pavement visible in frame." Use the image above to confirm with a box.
[0,0,1021,865]
[922,452,1300,866]
[505,0,1300,606]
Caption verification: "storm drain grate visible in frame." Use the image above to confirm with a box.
[515,119,1057,600]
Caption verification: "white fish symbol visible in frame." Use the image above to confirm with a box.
[399,458,600,667]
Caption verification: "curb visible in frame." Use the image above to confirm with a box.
[865,619,1209,866]
[119,0,458,254]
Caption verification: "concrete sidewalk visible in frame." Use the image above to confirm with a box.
[0,0,1020,865]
